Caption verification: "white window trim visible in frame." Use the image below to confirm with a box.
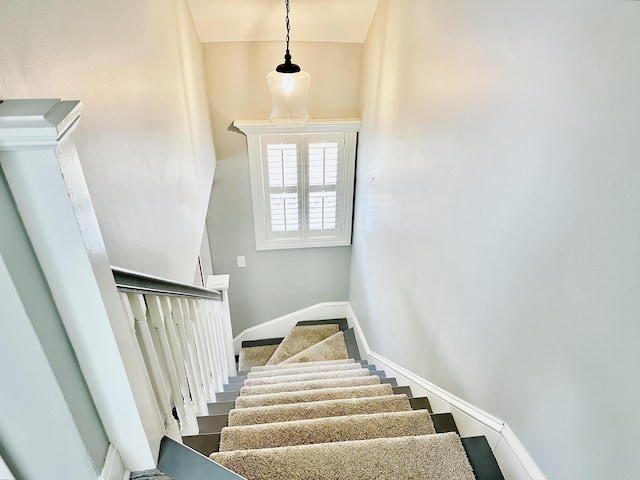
[235,118,361,251]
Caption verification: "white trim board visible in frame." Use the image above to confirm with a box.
[232,301,546,480]
[99,445,129,480]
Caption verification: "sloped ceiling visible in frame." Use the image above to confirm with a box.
[187,0,379,43]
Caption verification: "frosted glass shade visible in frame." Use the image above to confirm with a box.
[267,69,311,126]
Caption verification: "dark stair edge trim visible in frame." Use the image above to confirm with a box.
[157,436,244,480]
[182,433,221,455]
[295,318,349,331]
[343,328,361,360]
[462,436,506,480]
[214,391,239,402]
[208,401,235,416]
[409,396,432,412]
[392,385,413,397]
[197,414,228,434]
[241,337,284,348]
[431,413,459,434]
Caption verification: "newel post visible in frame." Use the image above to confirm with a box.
[0,99,160,470]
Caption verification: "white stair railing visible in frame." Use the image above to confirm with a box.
[113,267,235,437]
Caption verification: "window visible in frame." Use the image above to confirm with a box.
[235,119,360,250]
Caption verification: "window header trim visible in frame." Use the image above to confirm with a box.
[234,118,361,136]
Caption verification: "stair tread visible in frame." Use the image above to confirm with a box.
[246,362,363,379]
[238,344,278,371]
[228,394,412,427]
[243,368,372,387]
[219,409,436,451]
[234,384,395,409]
[279,331,349,364]
[239,375,381,397]
[267,324,340,365]
[250,359,355,372]
[210,432,475,480]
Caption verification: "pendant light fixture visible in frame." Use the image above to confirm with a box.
[267,0,310,126]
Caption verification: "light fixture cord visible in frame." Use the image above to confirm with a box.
[284,0,291,62]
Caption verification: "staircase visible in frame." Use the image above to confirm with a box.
[157,319,506,480]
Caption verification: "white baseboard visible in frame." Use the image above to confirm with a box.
[345,303,547,480]
[232,302,351,353]
[100,445,129,480]
[232,301,546,480]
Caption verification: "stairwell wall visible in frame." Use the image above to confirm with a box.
[202,42,360,335]
[350,1,640,479]
[0,0,215,283]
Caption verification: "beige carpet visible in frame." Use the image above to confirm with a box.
[238,345,279,372]
[234,384,394,409]
[242,368,371,387]
[228,394,412,427]
[219,410,436,451]
[281,331,349,364]
[239,375,380,397]
[250,359,354,372]
[266,325,340,365]
[217,325,477,480]
[211,432,475,480]
[246,362,362,379]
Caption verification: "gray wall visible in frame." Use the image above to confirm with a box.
[350,1,640,479]
[203,42,361,334]
[0,0,215,283]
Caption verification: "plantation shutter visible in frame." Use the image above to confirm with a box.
[263,136,300,238]
[261,132,345,240]
[306,134,342,236]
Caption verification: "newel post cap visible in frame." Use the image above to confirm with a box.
[0,99,82,150]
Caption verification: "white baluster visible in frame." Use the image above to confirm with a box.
[201,299,224,388]
[213,300,230,384]
[170,297,208,415]
[207,274,238,376]
[145,295,188,433]
[158,296,199,434]
[208,299,226,389]
[184,298,216,400]
[192,298,222,392]
[126,293,181,441]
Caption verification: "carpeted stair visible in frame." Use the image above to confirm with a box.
[266,324,340,364]
[177,321,505,480]
[234,384,395,408]
[219,409,436,451]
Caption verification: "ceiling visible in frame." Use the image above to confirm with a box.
[186,0,379,43]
